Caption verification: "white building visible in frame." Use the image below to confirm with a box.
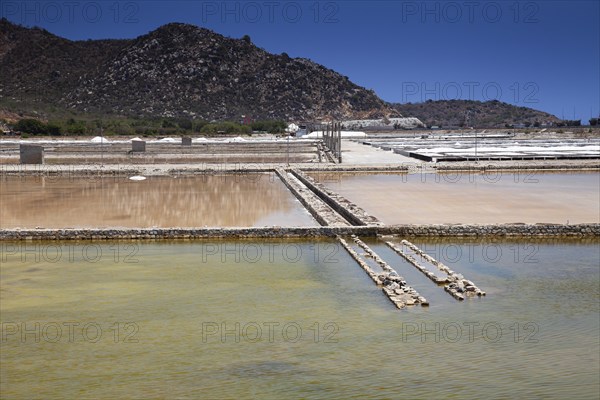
[341,117,424,130]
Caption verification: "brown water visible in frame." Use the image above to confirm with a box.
[0,174,316,228]
[1,239,598,399]
[312,171,600,224]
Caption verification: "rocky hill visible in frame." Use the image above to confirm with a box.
[0,20,563,127]
[0,19,394,121]
[392,100,560,128]
[0,20,128,112]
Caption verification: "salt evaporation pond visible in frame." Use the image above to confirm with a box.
[311,171,600,224]
[1,239,598,398]
[0,173,316,228]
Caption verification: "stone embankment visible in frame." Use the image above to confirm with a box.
[435,162,600,172]
[338,235,428,309]
[386,240,485,300]
[274,168,383,227]
[1,141,322,164]
[321,145,338,163]
[337,237,382,285]
[0,163,410,176]
[379,223,599,237]
[0,227,362,241]
[290,169,382,226]
[0,224,598,241]
[274,168,350,226]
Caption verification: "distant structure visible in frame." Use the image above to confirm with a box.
[296,124,308,137]
[0,122,12,135]
[294,117,424,136]
[341,117,424,131]
[240,115,253,125]
[295,122,328,137]
[286,123,299,135]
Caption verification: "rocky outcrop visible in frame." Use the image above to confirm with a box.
[392,100,560,128]
[0,19,394,121]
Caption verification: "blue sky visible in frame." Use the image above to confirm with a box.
[2,0,599,121]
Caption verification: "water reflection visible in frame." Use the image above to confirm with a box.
[312,172,600,224]
[0,174,316,228]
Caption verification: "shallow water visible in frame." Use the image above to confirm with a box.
[311,171,600,224]
[0,174,316,228]
[1,239,598,399]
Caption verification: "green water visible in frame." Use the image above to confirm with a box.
[1,239,599,399]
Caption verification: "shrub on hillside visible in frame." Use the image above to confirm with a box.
[14,118,62,135]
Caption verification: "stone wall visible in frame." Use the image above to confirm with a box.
[379,223,600,237]
[435,164,600,172]
[290,169,381,226]
[0,165,409,177]
[1,224,597,241]
[274,169,334,226]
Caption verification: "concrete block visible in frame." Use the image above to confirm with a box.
[132,140,146,152]
[182,137,192,146]
[20,144,44,164]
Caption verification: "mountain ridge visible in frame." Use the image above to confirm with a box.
[0,19,395,121]
[1,19,562,128]
[392,99,561,128]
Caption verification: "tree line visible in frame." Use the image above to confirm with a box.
[8,117,288,136]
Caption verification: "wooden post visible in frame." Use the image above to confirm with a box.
[321,121,342,163]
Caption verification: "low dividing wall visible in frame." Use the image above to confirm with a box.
[340,235,428,309]
[435,163,600,172]
[290,169,381,226]
[0,164,409,177]
[1,224,597,241]
[379,223,600,237]
[274,169,347,226]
